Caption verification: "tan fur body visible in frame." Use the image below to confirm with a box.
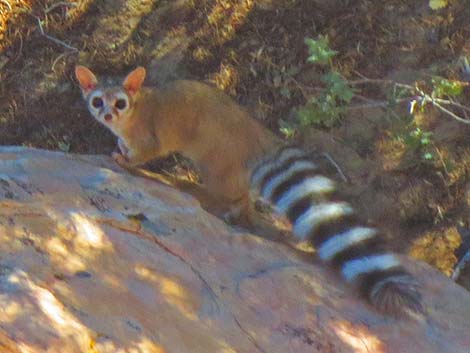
[124,81,279,204]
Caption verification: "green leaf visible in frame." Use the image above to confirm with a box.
[279,119,297,138]
[296,97,344,128]
[304,37,337,66]
[432,77,464,97]
[423,152,433,160]
[322,72,354,103]
[429,0,448,10]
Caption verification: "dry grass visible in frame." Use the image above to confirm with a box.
[0,0,32,52]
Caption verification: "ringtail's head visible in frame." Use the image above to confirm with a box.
[75,65,146,132]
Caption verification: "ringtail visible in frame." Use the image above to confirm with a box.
[75,65,423,318]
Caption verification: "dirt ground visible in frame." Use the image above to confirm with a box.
[0,0,469,286]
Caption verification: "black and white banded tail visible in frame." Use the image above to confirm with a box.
[250,146,423,317]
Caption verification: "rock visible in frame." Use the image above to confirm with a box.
[0,146,469,353]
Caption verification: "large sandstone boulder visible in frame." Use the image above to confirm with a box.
[0,147,469,353]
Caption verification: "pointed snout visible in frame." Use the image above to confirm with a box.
[101,106,114,123]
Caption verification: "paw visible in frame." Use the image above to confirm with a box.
[112,152,130,167]
[223,209,240,224]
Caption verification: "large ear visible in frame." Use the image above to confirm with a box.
[75,65,98,96]
[123,67,146,96]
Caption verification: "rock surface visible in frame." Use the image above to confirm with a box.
[0,147,469,353]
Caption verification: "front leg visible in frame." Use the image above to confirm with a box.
[112,138,132,167]
[117,138,129,157]
[112,151,130,166]
[112,137,163,168]
[111,139,140,168]
[112,148,149,168]
[223,196,251,225]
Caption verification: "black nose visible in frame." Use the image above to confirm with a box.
[104,113,113,122]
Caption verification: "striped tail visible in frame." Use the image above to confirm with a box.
[250,146,423,317]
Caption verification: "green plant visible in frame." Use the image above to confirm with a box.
[297,70,354,128]
[431,77,464,99]
[407,75,469,125]
[393,125,438,167]
[304,37,337,65]
[283,36,353,135]
[281,38,470,139]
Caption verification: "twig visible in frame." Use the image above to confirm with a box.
[348,78,391,85]
[346,101,393,110]
[350,93,377,104]
[451,250,470,281]
[44,1,77,14]
[431,100,470,124]
[349,78,416,92]
[35,16,78,51]
[353,71,470,122]
[51,52,71,71]
[351,71,416,90]
[348,73,470,123]
[433,97,470,114]
[347,97,415,111]
[409,86,470,123]
[321,153,348,183]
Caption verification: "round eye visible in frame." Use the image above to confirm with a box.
[91,97,103,108]
[115,99,127,110]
